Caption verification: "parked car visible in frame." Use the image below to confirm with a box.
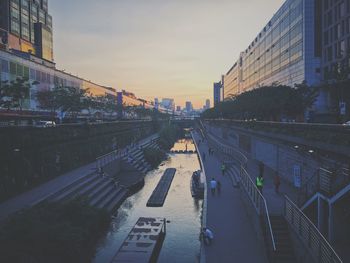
[35,121,56,128]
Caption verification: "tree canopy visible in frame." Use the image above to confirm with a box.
[202,83,319,121]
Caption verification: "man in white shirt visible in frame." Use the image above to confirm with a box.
[210,178,217,195]
[202,227,214,245]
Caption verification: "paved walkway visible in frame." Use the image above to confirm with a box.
[205,127,299,214]
[193,132,267,263]
[0,133,158,222]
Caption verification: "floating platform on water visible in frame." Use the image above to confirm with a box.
[147,168,176,207]
[111,217,166,263]
[170,149,197,154]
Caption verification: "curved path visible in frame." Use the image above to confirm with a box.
[193,132,267,263]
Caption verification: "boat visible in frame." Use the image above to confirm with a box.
[190,170,204,199]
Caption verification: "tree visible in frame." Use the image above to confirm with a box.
[0,77,37,112]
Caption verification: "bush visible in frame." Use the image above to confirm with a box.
[0,198,110,263]
[143,148,166,168]
[158,124,182,150]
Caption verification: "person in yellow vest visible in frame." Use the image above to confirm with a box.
[256,174,264,194]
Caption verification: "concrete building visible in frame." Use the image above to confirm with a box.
[0,0,54,62]
[185,101,192,112]
[205,99,210,109]
[213,81,222,106]
[161,98,175,110]
[222,0,324,111]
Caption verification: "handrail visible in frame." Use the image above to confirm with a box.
[284,195,343,263]
[202,122,277,254]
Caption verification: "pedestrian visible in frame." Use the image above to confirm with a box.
[274,172,281,194]
[202,227,214,245]
[208,148,211,156]
[256,174,264,194]
[210,178,217,195]
[217,180,221,194]
[203,152,206,162]
[221,163,226,175]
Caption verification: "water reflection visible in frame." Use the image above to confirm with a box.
[171,139,196,152]
[93,139,202,263]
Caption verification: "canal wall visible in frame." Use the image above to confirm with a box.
[0,120,160,201]
[204,122,349,191]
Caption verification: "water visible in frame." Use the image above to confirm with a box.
[93,139,202,263]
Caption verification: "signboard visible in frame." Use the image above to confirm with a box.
[340,101,346,115]
[293,165,301,188]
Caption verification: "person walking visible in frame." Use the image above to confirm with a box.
[274,172,281,194]
[256,174,264,194]
[208,148,211,156]
[202,227,214,245]
[210,178,217,195]
[221,163,226,176]
[217,180,222,194]
[202,152,206,162]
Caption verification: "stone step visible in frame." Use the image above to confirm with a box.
[97,187,125,210]
[87,179,113,201]
[70,177,108,200]
[89,184,116,207]
[51,173,100,202]
[106,189,128,213]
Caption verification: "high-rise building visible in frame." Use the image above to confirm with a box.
[161,98,175,110]
[0,0,54,61]
[176,106,181,112]
[213,81,222,106]
[154,98,159,110]
[186,101,192,112]
[205,99,210,109]
[222,0,324,111]
[321,0,350,81]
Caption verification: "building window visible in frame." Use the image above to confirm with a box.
[328,46,333,61]
[1,59,9,73]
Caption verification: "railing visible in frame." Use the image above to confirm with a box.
[201,121,277,258]
[284,195,343,263]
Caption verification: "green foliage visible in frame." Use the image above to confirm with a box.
[143,147,166,168]
[158,123,181,150]
[0,198,110,263]
[0,77,36,111]
[202,83,319,121]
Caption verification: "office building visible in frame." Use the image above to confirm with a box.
[186,101,192,112]
[222,0,325,111]
[176,106,181,112]
[0,0,53,61]
[205,99,210,109]
[213,81,222,107]
[321,0,350,81]
[161,98,175,110]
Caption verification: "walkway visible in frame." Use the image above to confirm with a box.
[193,132,267,263]
[0,133,158,222]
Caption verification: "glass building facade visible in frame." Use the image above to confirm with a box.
[0,0,53,61]
[223,0,323,110]
[322,0,350,80]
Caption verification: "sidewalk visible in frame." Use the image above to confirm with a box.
[193,132,267,263]
[0,133,158,222]
[206,129,299,215]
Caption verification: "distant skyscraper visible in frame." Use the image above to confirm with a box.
[186,101,192,112]
[213,81,222,107]
[0,0,54,61]
[205,99,210,109]
[161,98,175,110]
[176,106,181,112]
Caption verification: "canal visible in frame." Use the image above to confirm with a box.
[93,138,202,263]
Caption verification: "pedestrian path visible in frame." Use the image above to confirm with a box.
[206,130,299,215]
[193,132,267,263]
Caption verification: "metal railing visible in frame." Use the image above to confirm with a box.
[284,195,343,263]
[202,122,277,257]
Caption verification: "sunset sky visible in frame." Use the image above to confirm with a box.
[50,0,284,108]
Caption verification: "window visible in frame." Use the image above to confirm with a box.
[328,46,333,61]
[324,30,329,45]
[1,59,9,73]
[10,62,16,75]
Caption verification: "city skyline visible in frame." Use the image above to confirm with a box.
[50,0,284,108]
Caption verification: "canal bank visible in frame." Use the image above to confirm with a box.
[93,138,203,263]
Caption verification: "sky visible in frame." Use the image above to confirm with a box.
[50,0,284,108]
